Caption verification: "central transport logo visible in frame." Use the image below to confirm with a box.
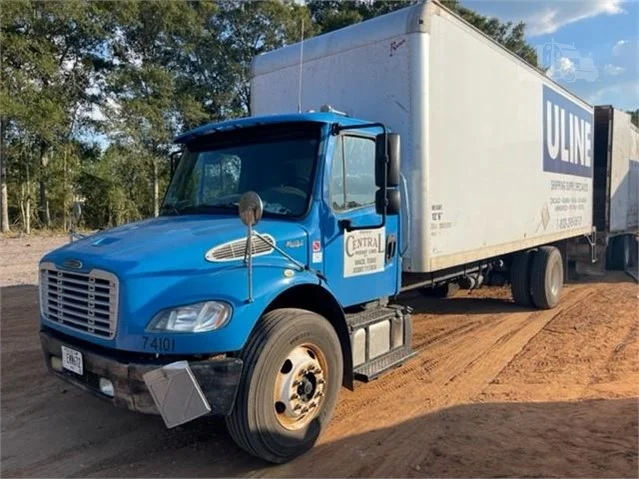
[543,86,593,178]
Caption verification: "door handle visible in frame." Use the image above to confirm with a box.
[386,234,397,263]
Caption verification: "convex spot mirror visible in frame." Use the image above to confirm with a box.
[239,191,264,227]
[375,132,401,188]
[71,201,82,224]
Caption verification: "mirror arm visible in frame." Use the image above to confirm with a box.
[253,232,327,282]
[69,231,86,243]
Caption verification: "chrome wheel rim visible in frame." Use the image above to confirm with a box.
[273,343,327,430]
[550,262,562,296]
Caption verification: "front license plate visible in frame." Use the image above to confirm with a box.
[61,346,83,375]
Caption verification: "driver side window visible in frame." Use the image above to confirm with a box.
[330,135,376,212]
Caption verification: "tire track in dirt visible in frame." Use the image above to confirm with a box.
[3,234,636,478]
[264,286,596,477]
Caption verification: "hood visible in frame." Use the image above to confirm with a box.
[42,215,309,276]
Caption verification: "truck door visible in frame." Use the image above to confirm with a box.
[321,133,400,307]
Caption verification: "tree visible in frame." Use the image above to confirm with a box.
[626,109,638,128]
[0,117,9,232]
[1,0,121,229]
[0,0,543,234]
[213,1,316,115]
[106,1,207,217]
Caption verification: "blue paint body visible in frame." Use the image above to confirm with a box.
[40,113,401,355]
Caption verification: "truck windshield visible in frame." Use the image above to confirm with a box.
[163,124,320,218]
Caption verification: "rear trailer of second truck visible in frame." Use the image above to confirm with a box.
[251,0,595,288]
[591,106,639,274]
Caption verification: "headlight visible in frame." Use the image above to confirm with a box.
[147,301,231,333]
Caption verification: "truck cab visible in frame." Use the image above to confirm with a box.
[39,112,411,463]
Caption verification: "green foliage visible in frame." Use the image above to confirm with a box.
[1,0,541,232]
[627,109,638,128]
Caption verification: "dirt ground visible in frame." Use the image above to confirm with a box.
[1,235,638,478]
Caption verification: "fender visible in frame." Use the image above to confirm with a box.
[260,281,355,390]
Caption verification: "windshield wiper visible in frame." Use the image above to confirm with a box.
[160,204,181,216]
[200,201,239,210]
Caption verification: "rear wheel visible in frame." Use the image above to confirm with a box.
[609,235,631,270]
[530,246,563,309]
[226,308,343,463]
[510,250,536,306]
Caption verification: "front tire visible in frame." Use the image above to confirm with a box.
[226,308,343,463]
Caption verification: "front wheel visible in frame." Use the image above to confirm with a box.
[226,308,343,463]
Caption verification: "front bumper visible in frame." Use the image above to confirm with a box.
[40,328,243,416]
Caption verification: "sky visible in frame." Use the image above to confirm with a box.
[460,0,639,111]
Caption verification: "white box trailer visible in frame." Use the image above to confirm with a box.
[594,106,639,234]
[593,106,639,273]
[251,0,594,275]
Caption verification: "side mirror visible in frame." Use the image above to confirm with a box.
[169,150,183,177]
[375,133,401,187]
[387,133,400,187]
[238,191,264,227]
[375,189,401,216]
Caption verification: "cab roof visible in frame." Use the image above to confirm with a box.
[174,112,374,144]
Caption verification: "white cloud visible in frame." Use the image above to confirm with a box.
[604,64,625,75]
[612,39,628,56]
[500,0,626,37]
[587,81,639,109]
[547,56,576,79]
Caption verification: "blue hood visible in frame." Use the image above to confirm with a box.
[39,214,319,354]
[42,215,310,276]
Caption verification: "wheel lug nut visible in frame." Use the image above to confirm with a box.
[294,404,301,411]
[290,393,299,400]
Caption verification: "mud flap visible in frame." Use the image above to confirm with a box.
[143,361,211,428]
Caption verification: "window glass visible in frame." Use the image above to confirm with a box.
[163,126,319,218]
[330,136,376,211]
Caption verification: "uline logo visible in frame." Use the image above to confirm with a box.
[543,86,593,178]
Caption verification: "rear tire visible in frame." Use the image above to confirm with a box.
[226,308,343,463]
[530,246,563,309]
[510,250,536,306]
[609,235,631,270]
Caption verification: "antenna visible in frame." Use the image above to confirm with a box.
[297,18,305,113]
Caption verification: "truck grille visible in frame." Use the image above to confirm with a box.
[39,262,119,339]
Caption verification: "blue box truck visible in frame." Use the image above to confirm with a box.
[39,1,635,463]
